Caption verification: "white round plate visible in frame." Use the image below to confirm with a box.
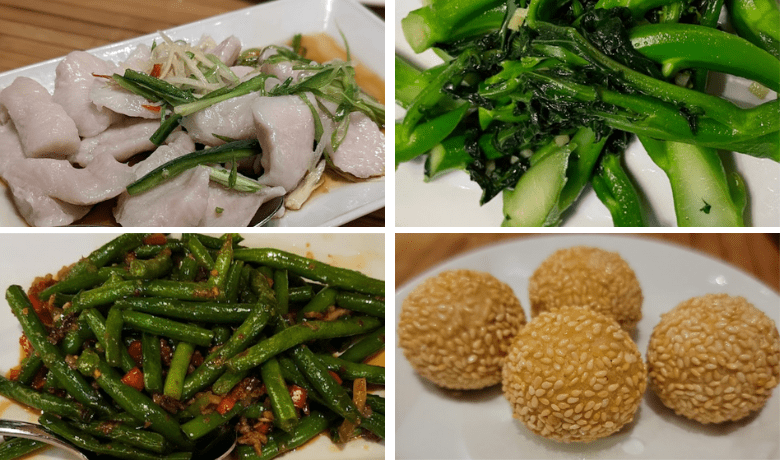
[396,235,780,459]
[395,0,780,227]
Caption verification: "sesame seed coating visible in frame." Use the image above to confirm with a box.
[647,294,780,424]
[529,246,643,331]
[502,306,646,443]
[398,269,526,390]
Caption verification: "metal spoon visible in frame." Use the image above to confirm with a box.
[0,420,87,460]
[0,420,236,460]
[250,196,284,227]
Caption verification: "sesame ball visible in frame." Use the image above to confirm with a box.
[502,306,646,443]
[398,269,526,390]
[529,246,643,331]
[647,294,780,424]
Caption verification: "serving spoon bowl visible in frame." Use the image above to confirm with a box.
[250,196,284,227]
[0,420,236,460]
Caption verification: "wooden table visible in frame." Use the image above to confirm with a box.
[0,0,384,227]
[396,233,780,292]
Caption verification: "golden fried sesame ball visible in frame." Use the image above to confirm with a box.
[398,269,526,390]
[502,306,646,443]
[529,246,643,331]
[647,294,780,424]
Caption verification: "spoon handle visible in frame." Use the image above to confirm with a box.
[0,420,88,460]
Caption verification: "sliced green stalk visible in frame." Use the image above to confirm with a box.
[501,142,572,227]
[639,137,745,226]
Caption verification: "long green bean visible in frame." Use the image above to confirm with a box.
[39,413,191,460]
[122,311,214,347]
[234,411,331,460]
[273,270,289,315]
[67,233,148,277]
[298,287,337,317]
[115,298,252,323]
[104,306,125,368]
[6,286,113,416]
[128,248,174,280]
[0,437,47,460]
[77,350,193,449]
[316,354,385,385]
[175,254,199,282]
[365,394,385,414]
[15,354,44,386]
[335,292,385,317]
[338,326,386,363]
[288,286,314,303]
[290,345,361,424]
[0,375,90,421]
[134,240,186,259]
[70,280,221,311]
[210,368,249,396]
[208,235,233,292]
[61,314,94,355]
[224,260,245,303]
[180,401,246,441]
[186,235,215,271]
[81,309,136,373]
[261,357,298,432]
[227,317,382,372]
[69,419,168,453]
[180,299,274,401]
[142,333,164,394]
[233,249,385,296]
[164,341,196,400]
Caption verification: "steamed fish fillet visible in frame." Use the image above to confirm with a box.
[72,118,161,166]
[0,124,90,226]
[114,166,211,227]
[2,153,135,206]
[206,36,243,66]
[259,47,312,83]
[201,182,286,227]
[131,131,196,177]
[329,112,385,178]
[0,77,80,159]
[53,51,123,137]
[181,93,261,146]
[90,81,162,119]
[253,94,318,192]
[114,132,207,226]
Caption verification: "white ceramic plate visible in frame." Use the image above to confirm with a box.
[0,0,385,227]
[0,233,385,459]
[395,0,780,227]
[396,235,780,459]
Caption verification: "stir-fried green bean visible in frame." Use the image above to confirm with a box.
[0,437,47,460]
[1,233,384,460]
[0,375,91,421]
[6,286,113,417]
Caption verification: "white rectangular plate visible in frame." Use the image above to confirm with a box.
[0,0,385,227]
[0,233,385,459]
